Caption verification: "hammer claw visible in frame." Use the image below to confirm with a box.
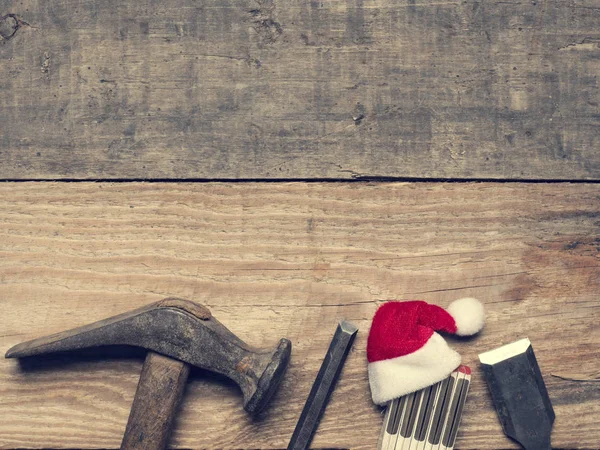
[6,303,156,358]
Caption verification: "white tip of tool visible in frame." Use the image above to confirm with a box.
[478,338,531,365]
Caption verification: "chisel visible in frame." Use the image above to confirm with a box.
[287,320,358,450]
[479,338,554,450]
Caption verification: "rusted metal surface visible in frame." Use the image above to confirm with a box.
[6,298,292,415]
[6,298,292,449]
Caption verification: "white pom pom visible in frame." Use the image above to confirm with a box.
[447,297,485,336]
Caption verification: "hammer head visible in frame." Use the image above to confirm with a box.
[6,298,292,415]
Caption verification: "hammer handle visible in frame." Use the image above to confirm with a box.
[121,352,190,450]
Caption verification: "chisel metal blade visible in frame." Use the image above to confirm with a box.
[479,338,554,450]
[287,320,358,450]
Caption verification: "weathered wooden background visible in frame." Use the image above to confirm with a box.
[1,183,599,449]
[1,0,600,179]
[1,0,599,449]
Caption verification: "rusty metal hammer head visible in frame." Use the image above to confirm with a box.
[6,298,292,416]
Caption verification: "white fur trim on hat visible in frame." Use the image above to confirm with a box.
[368,333,461,405]
[447,297,485,336]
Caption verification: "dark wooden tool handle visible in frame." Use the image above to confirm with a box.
[121,352,190,450]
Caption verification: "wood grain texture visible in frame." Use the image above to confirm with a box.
[1,0,600,180]
[0,182,599,449]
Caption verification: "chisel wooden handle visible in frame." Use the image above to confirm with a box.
[121,352,190,450]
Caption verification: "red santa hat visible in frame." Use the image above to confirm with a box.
[367,297,484,405]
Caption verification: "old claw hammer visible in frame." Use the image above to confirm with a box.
[6,298,292,449]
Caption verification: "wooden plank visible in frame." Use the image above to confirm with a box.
[1,0,600,180]
[0,182,598,449]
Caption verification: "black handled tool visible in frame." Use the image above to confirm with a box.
[479,338,555,450]
[288,320,358,450]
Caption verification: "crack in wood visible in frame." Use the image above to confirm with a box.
[552,372,600,382]
[558,37,600,51]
